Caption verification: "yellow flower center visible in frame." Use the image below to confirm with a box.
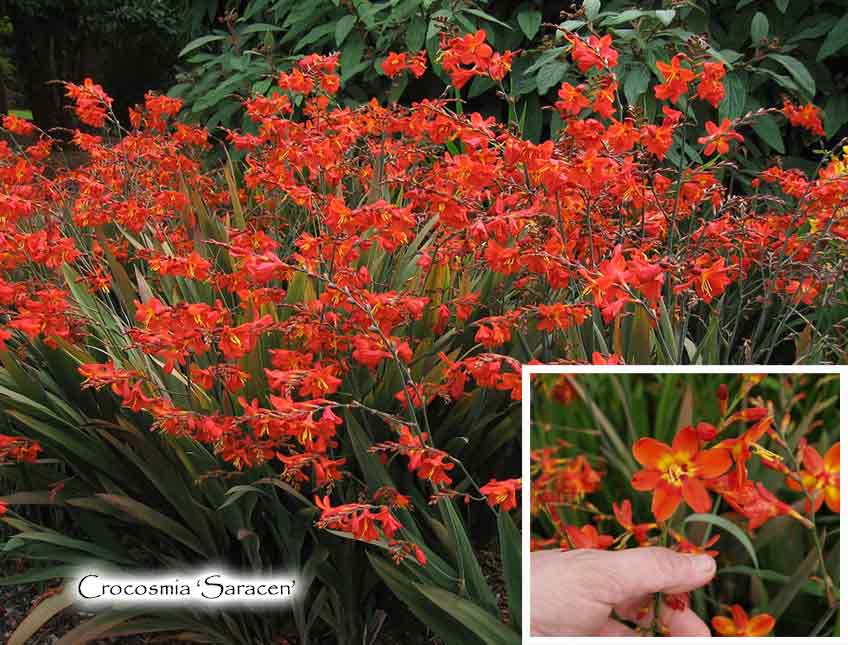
[658,453,694,486]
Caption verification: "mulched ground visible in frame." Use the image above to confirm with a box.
[0,557,148,644]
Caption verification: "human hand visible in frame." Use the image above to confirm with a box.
[531,547,717,636]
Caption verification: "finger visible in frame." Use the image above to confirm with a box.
[531,549,622,636]
[587,547,716,605]
[664,606,712,636]
[615,595,711,637]
[613,594,653,625]
[598,618,639,636]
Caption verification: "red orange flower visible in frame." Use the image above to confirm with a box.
[711,605,775,637]
[698,119,744,156]
[613,499,656,545]
[655,55,696,103]
[782,99,825,137]
[631,426,732,521]
[696,61,726,107]
[562,524,614,550]
[787,442,840,513]
[480,478,522,512]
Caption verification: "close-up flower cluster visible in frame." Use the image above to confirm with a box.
[531,372,839,637]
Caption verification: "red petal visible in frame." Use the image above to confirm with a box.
[695,447,732,479]
[633,437,671,467]
[631,469,661,491]
[803,445,824,474]
[824,442,840,472]
[825,485,839,513]
[652,481,681,522]
[682,477,711,513]
[711,616,736,636]
[730,604,748,630]
[746,614,775,637]
[672,425,699,456]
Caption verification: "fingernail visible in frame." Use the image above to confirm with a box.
[693,555,716,575]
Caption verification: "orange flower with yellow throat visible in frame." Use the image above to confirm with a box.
[631,426,732,522]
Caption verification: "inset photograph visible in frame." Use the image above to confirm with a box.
[528,371,840,638]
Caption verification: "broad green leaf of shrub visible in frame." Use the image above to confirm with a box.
[817,13,848,61]
[750,12,768,44]
[584,0,601,22]
[237,23,283,36]
[824,94,848,139]
[752,112,785,153]
[406,14,427,51]
[461,8,513,31]
[719,72,747,121]
[517,5,542,40]
[623,64,651,105]
[335,14,357,46]
[767,54,816,100]
[178,33,226,57]
[536,60,569,95]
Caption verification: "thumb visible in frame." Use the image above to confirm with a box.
[591,547,716,606]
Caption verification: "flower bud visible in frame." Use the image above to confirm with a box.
[695,422,717,441]
[717,383,728,416]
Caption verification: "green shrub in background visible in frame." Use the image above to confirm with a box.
[173,0,848,180]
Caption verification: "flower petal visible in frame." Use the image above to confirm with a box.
[803,445,824,475]
[695,447,732,479]
[825,485,839,513]
[633,437,672,467]
[652,481,681,522]
[824,442,840,472]
[631,469,661,491]
[730,604,748,630]
[672,425,699,456]
[681,477,711,513]
[711,616,736,636]
[746,614,775,637]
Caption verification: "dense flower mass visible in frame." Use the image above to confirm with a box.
[531,374,838,636]
[0,29,844,635]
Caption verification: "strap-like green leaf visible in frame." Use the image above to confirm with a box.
[8,588,75,645]
[498,511,522,630]
[369,553,481,645]
[767,547,820,620]
[683,513,759,568]
[415,582,520,645]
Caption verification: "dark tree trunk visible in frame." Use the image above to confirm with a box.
[5,3,180,132]
[9,9,76,131]
[0,78,8,114]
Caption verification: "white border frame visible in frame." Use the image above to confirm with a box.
[521,365,845,643]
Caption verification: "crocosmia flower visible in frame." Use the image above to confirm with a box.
[631,426,732,521]
[479,478,522,512]
[562,524,614,550]
[711,604,775,637]
[787,442,839,513]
